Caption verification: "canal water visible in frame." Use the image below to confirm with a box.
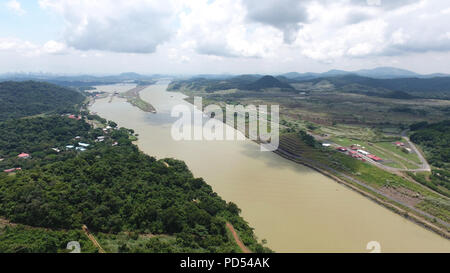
[90,83,450,253]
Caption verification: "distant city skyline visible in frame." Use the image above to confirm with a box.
[1,0,450,74]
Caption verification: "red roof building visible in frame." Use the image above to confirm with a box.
[68,115,81,120]
[395,142,405,146]
[368,155,383,162]
[337,147,348,152]
[4,168,16,173]
[18,153,30,159]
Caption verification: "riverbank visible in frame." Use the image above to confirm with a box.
[90,83,450,252]
[273,148,450,239]
[120,85,157,113]
[176,91,450,240]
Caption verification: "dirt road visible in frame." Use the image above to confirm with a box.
[226,222,252,253]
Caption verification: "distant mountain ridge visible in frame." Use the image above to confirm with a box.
[281,67,449,80]
[169,72,450,99]
[0,72,158,87]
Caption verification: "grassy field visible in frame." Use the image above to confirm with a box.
[331,137,421,170]
[376,142,422,164]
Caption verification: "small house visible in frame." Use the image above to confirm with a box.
[368,155,383,162]
[68,114,81,120]
[78,143,90,148]
[66,145,75,149]
[18,153,31,159]
[76,147,87,152]
[357,150,370,156]
[337,147,348,152]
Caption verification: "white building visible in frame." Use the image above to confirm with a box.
[358,150,370,156]
[78,143,90,148]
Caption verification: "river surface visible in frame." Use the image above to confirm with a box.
[90,83,450,253]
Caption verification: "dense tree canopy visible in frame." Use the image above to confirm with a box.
[410,120,450,166]
[0,116,269,253]
[0,81,268,253]
[410,120,450,192]
[0,116,92,170]
[0,81,84,121]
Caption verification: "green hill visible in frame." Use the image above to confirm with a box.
[292,75,450,99]
[0,115,270,253]
[0,81,85,121]
[245,75,294,91]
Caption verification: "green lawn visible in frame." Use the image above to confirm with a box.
[376,142,422,164]
[331,137,421,170]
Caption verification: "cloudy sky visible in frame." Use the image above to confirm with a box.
[1,0,450,75]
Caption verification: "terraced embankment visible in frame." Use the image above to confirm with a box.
[277,134,450,238]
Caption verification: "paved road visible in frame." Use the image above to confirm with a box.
[401,130,431,172]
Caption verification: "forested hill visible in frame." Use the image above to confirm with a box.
[0,115,269,253]
[0,81,85,121]
[290,75,450,99]
[409,120,450,195]
[410,120,450,167]
[168,75,295,93]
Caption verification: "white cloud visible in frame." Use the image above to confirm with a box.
[177,0,284,58]
[0,38,39,56]
[31,0,450,63]
[6,0,26,15]
[242,0,309,43]
[288,0,450,61]
[175,0,443,61]
[42,40,68,55]
[0,38,70,57]
[39,0,180,54]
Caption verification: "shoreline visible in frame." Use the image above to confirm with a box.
[120,85,157,113]
[89,84,450,249]
[175,91,450,241]
[273,148,450,240]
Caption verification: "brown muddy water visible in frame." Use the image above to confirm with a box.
[90,83,450,253]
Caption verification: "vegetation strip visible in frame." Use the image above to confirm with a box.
[120,85,157,113]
